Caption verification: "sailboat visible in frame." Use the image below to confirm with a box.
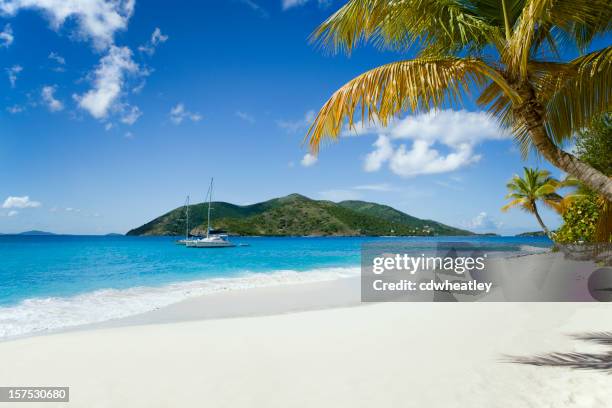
[176,195,196,245]
[186,178,235,248]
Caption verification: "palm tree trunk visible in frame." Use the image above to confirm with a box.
[513,86,612,202]
[532,202,551,238]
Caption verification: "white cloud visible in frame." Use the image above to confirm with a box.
[434,179,464,191]
[150,27,167,45]
[120,104,141,125]
[277,110,315,134]
[48,51,65,65]
[364,135,394,172]
[124,131,134,138]
[239,0,269,17]
[7,210,18,216]
[318,189,361,202]
[138,27,168,55]
[6,64,22,87]
[301,152,317,167]
[0,1,147,126]
[360,110,508,177]
[235,111,255,123]
[463,212,503,231]
[282,0,330,10]
[6,104,23,114]
[2,195,41,209]
[389,110,507,144]
[282,0,308,9]
[389,140,480,177]
[353,183,397,192]
[0,0,135,50]
[41,85,64,112]
[169,103,202,124]
[75,45,139,119]
[0,23,13,47]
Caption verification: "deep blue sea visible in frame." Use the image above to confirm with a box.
[0,235,551,338]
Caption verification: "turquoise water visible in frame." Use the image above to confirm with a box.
[0,235,550,338]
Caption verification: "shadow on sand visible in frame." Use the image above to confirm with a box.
[508,332,612,372]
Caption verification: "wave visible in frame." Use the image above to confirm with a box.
[0,266,359,340]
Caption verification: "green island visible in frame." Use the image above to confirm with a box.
[127,193,473,237]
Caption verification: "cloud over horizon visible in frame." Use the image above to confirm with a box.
[463,211,503,231]
[301,152,318,167]
[2,195,41,209]
[359,110,509,177]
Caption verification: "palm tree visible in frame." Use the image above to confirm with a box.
[501,167,561,236]
[305,0,612,201]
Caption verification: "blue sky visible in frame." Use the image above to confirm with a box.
[0,0,597,234]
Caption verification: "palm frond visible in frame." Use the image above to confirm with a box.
[501,198,525,212]
[310,0,502,56]
[306,57,517,151]
[470,0,526,30]
[477,81,539,157]
[506,0,610,78]
[544,46,612,145]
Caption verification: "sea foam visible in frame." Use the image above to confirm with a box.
[0,266,359,339]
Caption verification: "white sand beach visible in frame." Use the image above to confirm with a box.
[1,253,611,407]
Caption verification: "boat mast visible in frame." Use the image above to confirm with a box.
[185,195,190,240]
[206,178,213,238]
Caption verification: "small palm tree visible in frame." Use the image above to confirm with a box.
[305,0,612,201]
[502,167,561,236]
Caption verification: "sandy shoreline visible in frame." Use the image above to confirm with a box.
[1,252,611,407]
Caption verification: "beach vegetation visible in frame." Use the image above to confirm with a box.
[555,114,612,242]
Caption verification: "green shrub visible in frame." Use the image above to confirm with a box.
[554,195,600,243]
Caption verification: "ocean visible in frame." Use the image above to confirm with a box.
[0,235,551,338]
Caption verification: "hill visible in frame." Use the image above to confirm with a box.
[515,231,546,237]
[126,194,473,237]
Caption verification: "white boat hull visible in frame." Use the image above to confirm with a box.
[186,237,235,248]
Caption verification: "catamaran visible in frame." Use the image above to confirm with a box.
[186,178,235,248]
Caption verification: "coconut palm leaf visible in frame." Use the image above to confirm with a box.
[544,46,612,145]
[311,0,502,55]
[306,57,517,151]
[506,0,611,77]
[470,0,526,30]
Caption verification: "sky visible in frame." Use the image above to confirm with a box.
[0,0,602,235]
